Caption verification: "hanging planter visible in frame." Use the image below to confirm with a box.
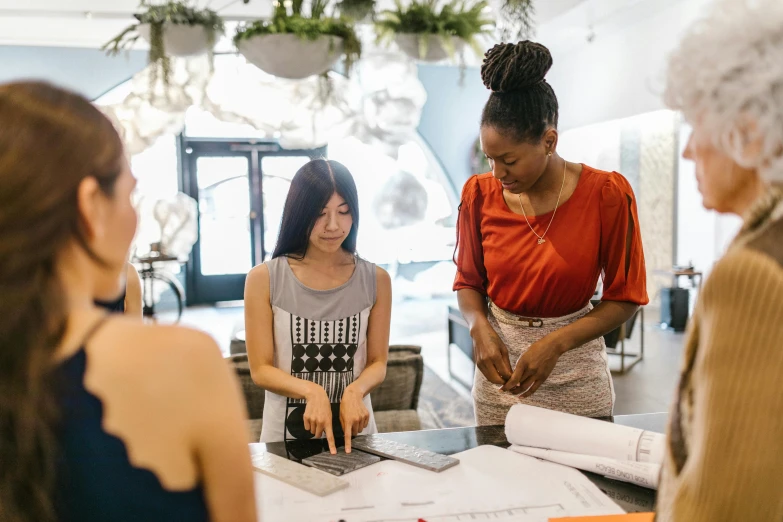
[336,0,377,22]
[136,23,212,57]
[237,34,345,80]
[234,0,361,80]
[376,0,493,64]
[102,1,225,88]
[393,34,464,62]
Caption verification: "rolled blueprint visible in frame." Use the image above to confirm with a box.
[510,445,661,489]
[505,404,665,465]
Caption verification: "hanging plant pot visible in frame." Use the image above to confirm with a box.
[394,34,465,62]
[337,0,376,22]
[136,23,212,57]
[237,34,345,80]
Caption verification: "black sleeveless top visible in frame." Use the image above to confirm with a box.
[54,320,209,522]
[94,290,125,313]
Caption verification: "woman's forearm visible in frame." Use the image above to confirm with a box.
[457,288,491,334]
[548,300,639,354]
[250,365,321,401]
[346,360,387,397]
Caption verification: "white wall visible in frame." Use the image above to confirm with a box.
[539,0,716,131]
[0,45,146,99]
[416,64,489,186]
[537,0,742,278]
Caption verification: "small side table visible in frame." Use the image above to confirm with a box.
[655,268,703,291]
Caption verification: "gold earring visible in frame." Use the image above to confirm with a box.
[548,151,553,157]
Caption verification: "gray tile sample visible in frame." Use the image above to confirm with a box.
[251,451,349,497]
[302,448,381,476]
[351,435,460,472]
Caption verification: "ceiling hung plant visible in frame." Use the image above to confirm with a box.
[375,0,493,63]
[234,0,361,80]
[336,0,377,22]
[494,0,534,41]
[103,1,228,88]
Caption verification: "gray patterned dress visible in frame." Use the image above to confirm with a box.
[259,256,378,442]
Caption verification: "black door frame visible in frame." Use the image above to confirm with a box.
[179,136,326,305]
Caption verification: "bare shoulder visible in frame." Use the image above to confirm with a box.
[88,319,238,437]
[246,262,270,286]
[96,318,225,384]
[373,266,392,307]
[126,262,141,279]
[245,262,272,297]
[374,265,391,286]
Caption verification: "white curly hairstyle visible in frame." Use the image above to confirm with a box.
[665,0,783,182]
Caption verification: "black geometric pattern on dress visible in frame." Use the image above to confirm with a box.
[288,372,353,404]
[284,312,361,441]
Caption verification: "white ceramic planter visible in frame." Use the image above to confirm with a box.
[394,34,465,62]
[137,23,213,57]
[237,34,344,80]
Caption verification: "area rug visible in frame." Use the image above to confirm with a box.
[417,366,475,429]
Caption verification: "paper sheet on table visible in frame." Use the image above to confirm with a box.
[550,514,654,521]
[253,445,625,521]
[505,405,665,465]
[510,446,661,489]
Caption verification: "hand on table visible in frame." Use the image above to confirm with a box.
[472,322,513,385]
[340,387,369,453]
[501,337,564,397]
[304,384,337,454]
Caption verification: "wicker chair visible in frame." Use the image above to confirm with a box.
[227,345,424,442]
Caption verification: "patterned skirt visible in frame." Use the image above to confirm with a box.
[473,302,615,425]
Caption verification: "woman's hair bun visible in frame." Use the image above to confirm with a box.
[481,41,553,93]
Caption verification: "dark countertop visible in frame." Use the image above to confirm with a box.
[254,412,667,514]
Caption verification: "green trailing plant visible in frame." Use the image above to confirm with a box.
[336,0,376,22]
[498,0,534,41]
[375,0,493,60]
[103,1,225,88]
[234,0,361,78]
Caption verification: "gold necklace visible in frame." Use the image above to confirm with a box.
[517,160,567,245]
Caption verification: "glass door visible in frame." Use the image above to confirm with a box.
[182,139,325,304]
[185,147,255,304]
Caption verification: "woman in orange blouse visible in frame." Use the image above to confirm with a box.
[455,41,649,424]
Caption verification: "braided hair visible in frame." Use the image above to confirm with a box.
[480,41,559,143]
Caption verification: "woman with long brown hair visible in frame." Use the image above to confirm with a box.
[0,82,257,522]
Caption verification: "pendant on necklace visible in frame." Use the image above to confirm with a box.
[537,238,546,245]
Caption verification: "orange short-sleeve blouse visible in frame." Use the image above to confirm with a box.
[453,164,649,318]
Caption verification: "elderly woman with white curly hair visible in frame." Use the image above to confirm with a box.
[656,0,783,520]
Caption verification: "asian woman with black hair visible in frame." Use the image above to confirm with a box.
[244,158,392,454]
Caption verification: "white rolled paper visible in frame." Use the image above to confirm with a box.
[510,445,661,489]
[504,404,665,465]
